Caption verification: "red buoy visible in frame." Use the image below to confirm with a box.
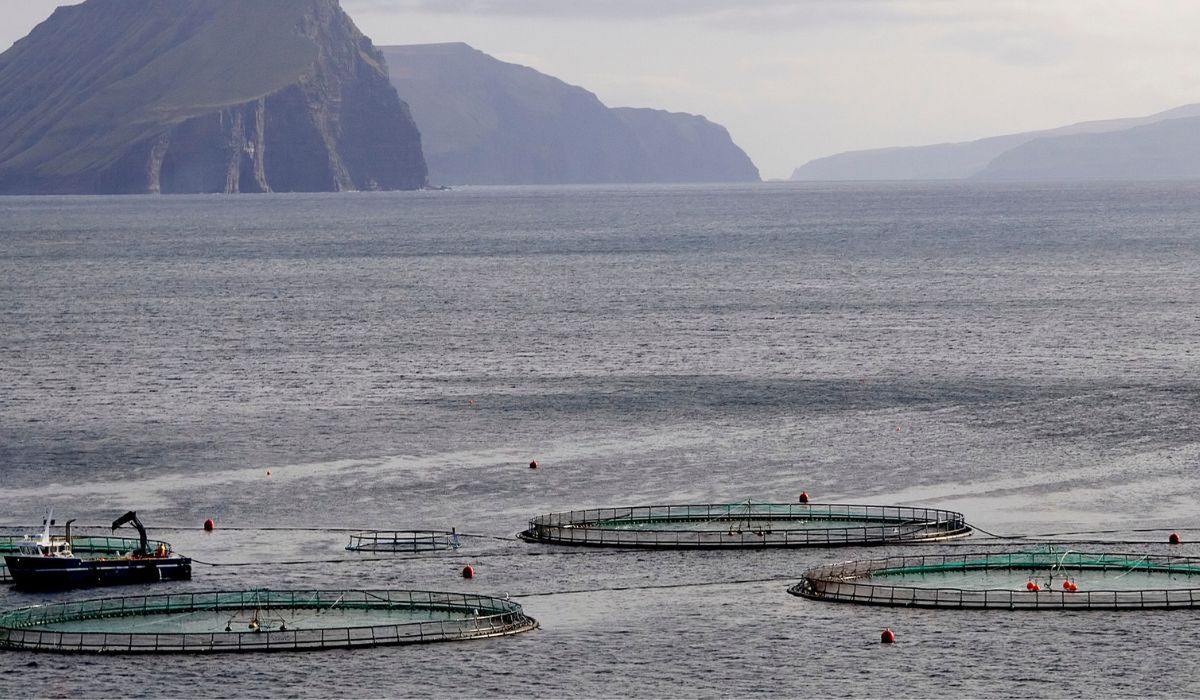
[798,492,810,504]
[880,628,896,644]
[1169,532,1181,545]
[462,565,475,579]
[203,518,215,532]
[529,460,538,469]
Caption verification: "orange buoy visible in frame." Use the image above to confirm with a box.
[462,565,475,579]
[798,492,810,504]
[203,518,215,532]
[880,628,896,644]
[529,460,538,469]
[1169,532,1181,544]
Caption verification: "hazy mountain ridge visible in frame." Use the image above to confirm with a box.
[791,103,1200,182]
[975,115,1200,181]
[0,0,426,194]
[382,43,758,185]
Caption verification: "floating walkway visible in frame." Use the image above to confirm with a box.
[0,534,173,583]
[0,589,538,653]
[345,530,461,552]
[791,548,1200,609]
[519,502,970,549]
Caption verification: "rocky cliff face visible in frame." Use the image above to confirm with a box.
[381,43,758,185]
[612,108,759,183]
[0,0,426,194]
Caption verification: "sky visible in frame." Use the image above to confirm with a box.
[6,1,1200,179]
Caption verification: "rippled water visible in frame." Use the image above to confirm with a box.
[2,182,1200,697]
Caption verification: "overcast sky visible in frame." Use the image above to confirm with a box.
[6,1,1200,179]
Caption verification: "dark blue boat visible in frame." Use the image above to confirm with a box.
[4,511,191,591]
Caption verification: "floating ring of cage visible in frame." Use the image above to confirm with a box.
[518,502,971,549]
[345,529,461,552]
[0,588,537,654]
[0,535,173,583]
[790,547,1200,610]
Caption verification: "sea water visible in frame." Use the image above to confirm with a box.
[2,182,1200,697]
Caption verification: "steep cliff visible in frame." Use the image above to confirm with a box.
[0,0,426,194]
[381,43,758,185]
[612,107,759,183]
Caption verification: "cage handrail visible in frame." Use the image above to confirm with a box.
[0,589,537,653]
[521,502,969,548]
[791,549,1200,609]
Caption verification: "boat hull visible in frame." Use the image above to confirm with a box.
[3,555,192,591]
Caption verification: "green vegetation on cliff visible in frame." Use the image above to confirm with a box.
[0,0,426,194]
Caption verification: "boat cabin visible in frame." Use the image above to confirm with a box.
[16,537,73,558]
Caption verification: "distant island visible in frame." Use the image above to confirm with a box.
[381,42,760,186]
[791,103,1200,181]
[0,0,427,194]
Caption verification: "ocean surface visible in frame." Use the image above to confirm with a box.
[2,182,1200,698]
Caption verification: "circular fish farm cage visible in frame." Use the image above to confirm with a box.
[0,589,538,654]
[791,548,1200,609]
[519,502,970,549]
[346,530,461,552]
[0,535,173,583]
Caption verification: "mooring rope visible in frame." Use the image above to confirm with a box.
[1110,553,1153,580]
[913,537,1184,547]
[4,522,1193,550]
[962,521,1026,539]
[1025,527,1200,537]
[191,556,415,567]
[457,532,521,542]
[188,546,649,568]
[510,575,797,598]
[958,520,1197,545]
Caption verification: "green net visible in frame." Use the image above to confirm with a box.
[0,589,538,654]
[792,547,1200,610]
[521,501,971,548]
[875,550,1200,578]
